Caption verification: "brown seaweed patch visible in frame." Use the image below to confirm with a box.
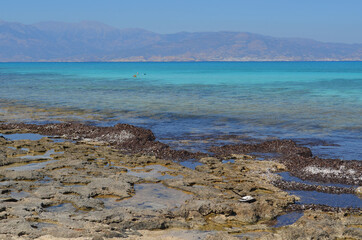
[210,139,362,185]
[273,179,356,195]
[0,122,207,160]
[286,204,362,214]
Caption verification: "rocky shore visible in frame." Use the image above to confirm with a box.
[0,123,361,239]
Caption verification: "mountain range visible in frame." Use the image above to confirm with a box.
[1,20,362,62]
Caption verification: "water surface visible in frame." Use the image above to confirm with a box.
[1,62,360,161]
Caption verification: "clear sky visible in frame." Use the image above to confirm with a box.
[1,0,362,43]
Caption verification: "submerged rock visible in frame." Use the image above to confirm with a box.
[356,186,362,197]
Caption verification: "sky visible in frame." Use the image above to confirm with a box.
[1,0,362,43]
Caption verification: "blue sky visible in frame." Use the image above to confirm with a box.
[1,0,362,43]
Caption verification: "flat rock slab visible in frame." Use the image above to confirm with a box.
[0,125,360,239]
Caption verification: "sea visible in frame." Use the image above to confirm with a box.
[1,62,361,209]
[1,62,361,161]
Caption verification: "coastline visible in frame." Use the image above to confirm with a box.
[0,122,361,239]
[0,61,361,238]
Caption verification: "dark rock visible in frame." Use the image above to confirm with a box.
[0,122,207,160]
[210,139,361,185]
[103,231,127,238]
[273,179,356,194]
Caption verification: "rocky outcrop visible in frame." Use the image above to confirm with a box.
[0,123,207,160]
[210,139,362,185]
[0,124,361,239]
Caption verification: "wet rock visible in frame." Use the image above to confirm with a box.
[286,203,361,213]
[58,195,104,211]
[92,236,105,240]
[1,170,44,181]
[210,139,313,158]
[355,186,362,197]
[232,203,259,223]
[0,136,9,145]
[210,139,362,186]
[33,186,61,199]
[75,208,125,223]
[0,123,207,160]
[0,197,18,203]
[177,199,234,219]
[8,197,47,218]
[0,124,360,239]
[261,210,362,240]
[76,176,135,199]
[0,218,36,237]
[205,232,240,240]
[103,231,128,238]
[273,179,356,194]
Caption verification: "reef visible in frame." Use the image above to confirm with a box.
[0,123,207,160]
[210,139,362,186]
[0,123,360,239]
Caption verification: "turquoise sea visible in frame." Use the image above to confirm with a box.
[0,62,361,161]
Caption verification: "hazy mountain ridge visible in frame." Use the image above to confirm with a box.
[0,20,361,61]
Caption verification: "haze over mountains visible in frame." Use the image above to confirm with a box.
[1,20,362,62]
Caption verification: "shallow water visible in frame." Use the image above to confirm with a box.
[125,165,179,180]
[100,183,192,210]
[289,190,362,208]
[0,62,361,209]
[7,160,57,171]
[18,149,55,159]
[10,191,31,200]
[222,159,235,164]
[3,149,60,171]
[0,133,47,141]
[0,181,10,186]
[278,171,357,188]
[273,211,304,228]
[0,133,67,143]
[0,62,361,160]
[46,203,77,212]
[179,160,204,170]
[29,222,57,230]
[35,176,53,184]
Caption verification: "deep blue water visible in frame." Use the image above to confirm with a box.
[0,62,361,160]
[290,190,361,208]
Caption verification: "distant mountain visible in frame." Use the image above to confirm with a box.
[1,20,362,62]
